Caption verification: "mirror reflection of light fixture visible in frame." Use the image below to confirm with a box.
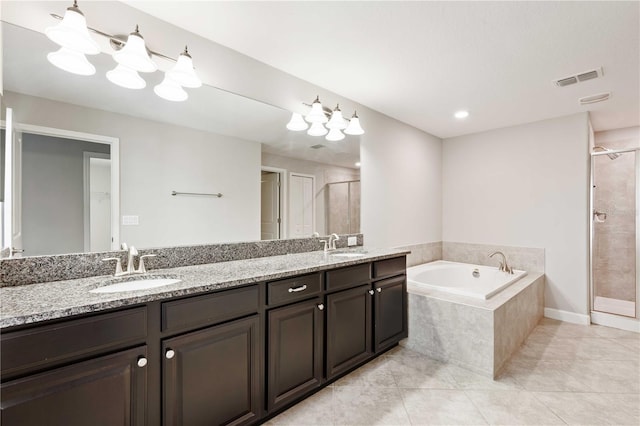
[112,26,157,73]
[326,105,347,130]
[45,0,99,55]
[344,111,365,136]
[154,75,188,102]
[307,121,329,137]
[166,47,202,88]
[286,113,309,131]
[326,128,345,142]
[106,64,146,89]
[47,46,96,76]
[44,2,202,101]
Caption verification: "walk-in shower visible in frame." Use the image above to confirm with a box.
[590,139,640,330]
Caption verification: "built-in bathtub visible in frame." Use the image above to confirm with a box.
[407,260,527,300]
[403,260,544,378]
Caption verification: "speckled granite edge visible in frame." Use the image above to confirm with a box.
[0,234,363,287]
[0,247,408,328]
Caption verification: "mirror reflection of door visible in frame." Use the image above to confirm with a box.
[289,173,315,238]
[1,108,24,256]
[84,153,111,252]
[261,170,281,240]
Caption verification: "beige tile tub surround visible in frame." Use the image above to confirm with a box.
[395,242,442,267]
[266,319,639,425]
[404,273,545,378]
[443,241,544,273]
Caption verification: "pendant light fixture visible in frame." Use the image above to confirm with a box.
[44,3,204,101]
[326,127,345,142]
[166,47,202,88]
[307,121,329,137]
[154,75,188,102]
[344,111,365,135]
[45,0,99,55]
[106,64,146,89]
[326,104,347,130]
[305,96,329,124]
[112,25,157,73]
[286,113,309,131]
[47,47,96,76]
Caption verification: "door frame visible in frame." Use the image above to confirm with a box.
[83,152,111,252]
[261,166,288,239]
[289,172,316,238]
[6,122,120,251]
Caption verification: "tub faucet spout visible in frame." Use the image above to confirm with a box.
[489,251,513,274]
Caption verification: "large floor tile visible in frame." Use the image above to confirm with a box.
[567,359,640,393]
[516,337,638,361]
[465,390,565,425]
[265,387,334,425]
[332,386,411,425]
[385,355,457,389]
[534,391,640,425]
[332,358,396,388]
[447,364,522,391]
[400,388,488,425]
[534,318,602,338]
[503,358,591,392]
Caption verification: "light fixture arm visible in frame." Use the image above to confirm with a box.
[50,13,178,63]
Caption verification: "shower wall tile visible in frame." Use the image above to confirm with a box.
[443,242,544,273]
[396,242,442,267]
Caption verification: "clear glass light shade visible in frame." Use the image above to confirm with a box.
[305,100,328,124]
[326,127,345,142]
[47,47,96,76]
[286,113,308,131]
[307,122,328,137]
[106,64,146,89]
[344,115,365,135]
[154,75,188,102]
[166,51,201,88]
[113,31,158,73]
[45,7,100,55]
[326,109,348,130]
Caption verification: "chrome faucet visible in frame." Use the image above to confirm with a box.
[328,233,340,251]
[102,246,156,276]
[489,251,513,274]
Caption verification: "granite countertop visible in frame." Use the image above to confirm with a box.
[0,247,409,329]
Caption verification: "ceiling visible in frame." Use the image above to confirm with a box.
[125,1,640,139]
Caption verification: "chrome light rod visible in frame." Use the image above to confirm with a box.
[171,191,223,198]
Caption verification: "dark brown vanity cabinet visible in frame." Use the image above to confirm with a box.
[162,315,261,426]
[373,258,408,352]
[266,297,324,412]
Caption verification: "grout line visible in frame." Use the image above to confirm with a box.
[529,390,569,425]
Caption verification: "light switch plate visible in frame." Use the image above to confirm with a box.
[122,215,139,226]
[347,236,357,246]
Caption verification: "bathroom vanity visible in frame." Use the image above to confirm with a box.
[0,250,407,425]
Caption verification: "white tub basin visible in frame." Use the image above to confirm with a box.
[90,277,181,293]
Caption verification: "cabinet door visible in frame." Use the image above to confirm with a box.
[326,284,373,379]
[374,275,408,352]
[1,346,147,426]
[163,315,260,426]
[267,298,323,412]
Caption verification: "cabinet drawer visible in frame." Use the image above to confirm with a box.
[373,256,406,279]
[326,263,370,292]
[162,285,259,333]
[267,273,322,306]
[1,307,147,379]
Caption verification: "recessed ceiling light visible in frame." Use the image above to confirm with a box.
[355,162,361,167]
[454,110,469,119]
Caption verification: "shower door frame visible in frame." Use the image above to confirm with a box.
[589,146,640,328]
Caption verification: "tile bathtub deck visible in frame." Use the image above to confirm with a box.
[265,318,640,425]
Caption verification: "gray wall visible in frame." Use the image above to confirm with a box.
[22,133,109,256]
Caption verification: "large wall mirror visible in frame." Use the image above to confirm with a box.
[1,13,360,257]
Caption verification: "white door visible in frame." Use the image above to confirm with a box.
[261,171,280,240]
[2,108,23,256]
[289,173,315,238]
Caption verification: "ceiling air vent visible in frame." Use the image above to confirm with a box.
[579,92,610,105]
[310,144,326,149]
[554,67,603,87]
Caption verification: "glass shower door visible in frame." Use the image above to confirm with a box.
[591,149,639,317]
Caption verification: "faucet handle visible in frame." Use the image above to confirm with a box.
[102,257,123,276]
[137,254,157,274]
[319,240,329,252]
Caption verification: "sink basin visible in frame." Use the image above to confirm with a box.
[90,277,182,293]
[330,252,367,258]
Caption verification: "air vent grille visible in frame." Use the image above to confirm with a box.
[554,67,603,87]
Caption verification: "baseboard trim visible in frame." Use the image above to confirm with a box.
[544,308,590,325]
[591,311,640,333]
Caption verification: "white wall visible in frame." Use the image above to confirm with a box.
[6,91,261,249]
[361,117,443,247]
[443,113,590,315]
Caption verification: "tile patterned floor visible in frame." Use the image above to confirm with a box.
[266,318,640,425]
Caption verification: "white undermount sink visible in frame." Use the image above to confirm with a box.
[90,277,181,293]
[330,252,367,258]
